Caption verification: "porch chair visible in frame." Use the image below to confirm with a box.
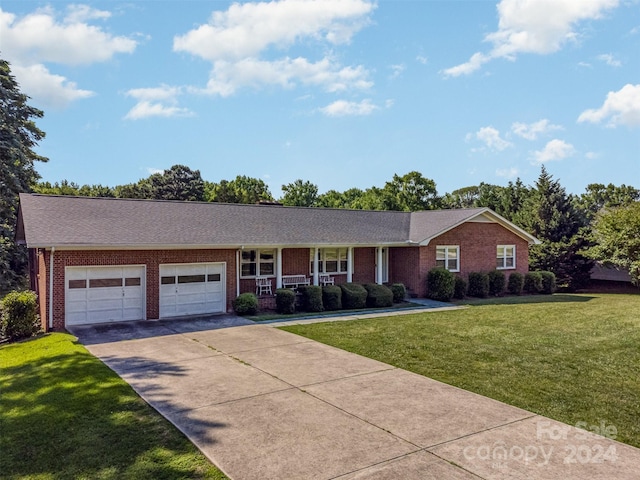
[255,276,273,296]
[319,274,335,286]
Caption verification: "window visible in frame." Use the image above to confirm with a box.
[497,245,516,269]
[241,249,275,277]
[436,246,459,272]
[311,248,348,274]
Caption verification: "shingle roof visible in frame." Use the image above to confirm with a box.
[16,194,538,248]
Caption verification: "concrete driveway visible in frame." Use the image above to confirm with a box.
[70,316,640,480]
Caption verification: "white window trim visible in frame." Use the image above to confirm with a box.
[497,245,516,270]
[240,248,275,278]
[311,248,350,275]
[436,245,460,272]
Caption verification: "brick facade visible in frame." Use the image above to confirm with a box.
[31,221,531,330]
[382,223,529,297]
[35,249,237,331]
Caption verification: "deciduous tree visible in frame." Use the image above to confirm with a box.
[586,202,640,286]
[280,179,318,207]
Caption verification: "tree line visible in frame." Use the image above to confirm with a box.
[2,57,639,292]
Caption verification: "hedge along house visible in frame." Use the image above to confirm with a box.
[16,193,539,331]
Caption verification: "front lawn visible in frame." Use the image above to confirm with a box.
[281,293,640,448]
[0,333,227,480]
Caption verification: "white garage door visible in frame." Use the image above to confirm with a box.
[160,263,226,318]
[66,266,145,325]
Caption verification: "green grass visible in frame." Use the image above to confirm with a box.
[0,333,227,480]
[281,293,640,448]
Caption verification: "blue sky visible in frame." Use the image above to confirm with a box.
[2,0,639,197]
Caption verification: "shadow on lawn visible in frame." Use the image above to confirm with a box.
[0,343,227,479]
[457,293,597,306]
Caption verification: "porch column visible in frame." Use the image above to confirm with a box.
[276,248,282,289]
[313,247,319,286]
[376,246,383,285]
[347,247,353,283]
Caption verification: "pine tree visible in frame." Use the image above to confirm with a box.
[0,59,48,291]
[523,166,592,290]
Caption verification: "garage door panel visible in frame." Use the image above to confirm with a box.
[65,266,145,326]
[160,263,225,318]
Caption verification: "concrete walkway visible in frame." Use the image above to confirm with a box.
[70,316,640,480]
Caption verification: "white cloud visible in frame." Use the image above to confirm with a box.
[173,0,374,61]
[124,85,194,120]
[146,167,164,175]
[0,5,137,108]
[389,64,405,79]
[597,53,622,67]
[577,84,640,127]
[320,99,378,117]
[124,101,194,120]
[496,167,519,179]
[511,119,563,140]
[64,4,112,24]
[0,6,136,66]
[471,126,513,151]
[532,139,575,164]
[126,85,183,102]
[196,56,372,97]
[416,55,428,65]
[585,151,599,160]
[173,0,375,97]
[443,0,619,77]
[11,63,94,108]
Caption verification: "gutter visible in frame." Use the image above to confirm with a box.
[48,247,55,330]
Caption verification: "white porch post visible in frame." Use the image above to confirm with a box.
[376,246,383,285]
[276,248,282,289]
[347,247,353,283]
[313,247,319,286]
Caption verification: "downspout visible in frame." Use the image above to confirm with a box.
[236,249,241,297]
[48,247,55,330]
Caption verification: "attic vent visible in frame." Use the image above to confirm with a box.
[256,200,284,206]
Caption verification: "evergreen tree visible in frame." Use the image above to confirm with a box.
[0,59,48,291]
[523,166,593,290]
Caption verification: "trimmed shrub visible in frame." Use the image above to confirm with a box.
[364,284,394,308]
[390,283,406,303]
[427,268,455,302]
[540,271,557,294]
[488,270,506,296]
[454,276,467,299]
[275,288,296,314]
[0,290,40,341]
[507,272,524,295]
[322,285,342,311]
[467,272,490,298]
[298,285,324,312]
[339,283,368,310]
[232,293,258,315]
[523,272,543,294]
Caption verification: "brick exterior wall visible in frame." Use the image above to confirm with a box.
[416,222,530,297]
[388,247,421,296]
[41,249,236,331]
[33,221,530,330]
[353,247,376,284]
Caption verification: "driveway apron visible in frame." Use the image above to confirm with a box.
[70,317,640,480]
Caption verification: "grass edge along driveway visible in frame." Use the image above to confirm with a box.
[0,333,227,480]
[281,293,640,449]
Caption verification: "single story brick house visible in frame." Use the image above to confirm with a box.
[16,193,539,331]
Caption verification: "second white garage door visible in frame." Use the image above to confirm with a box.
[159,263,226,318]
